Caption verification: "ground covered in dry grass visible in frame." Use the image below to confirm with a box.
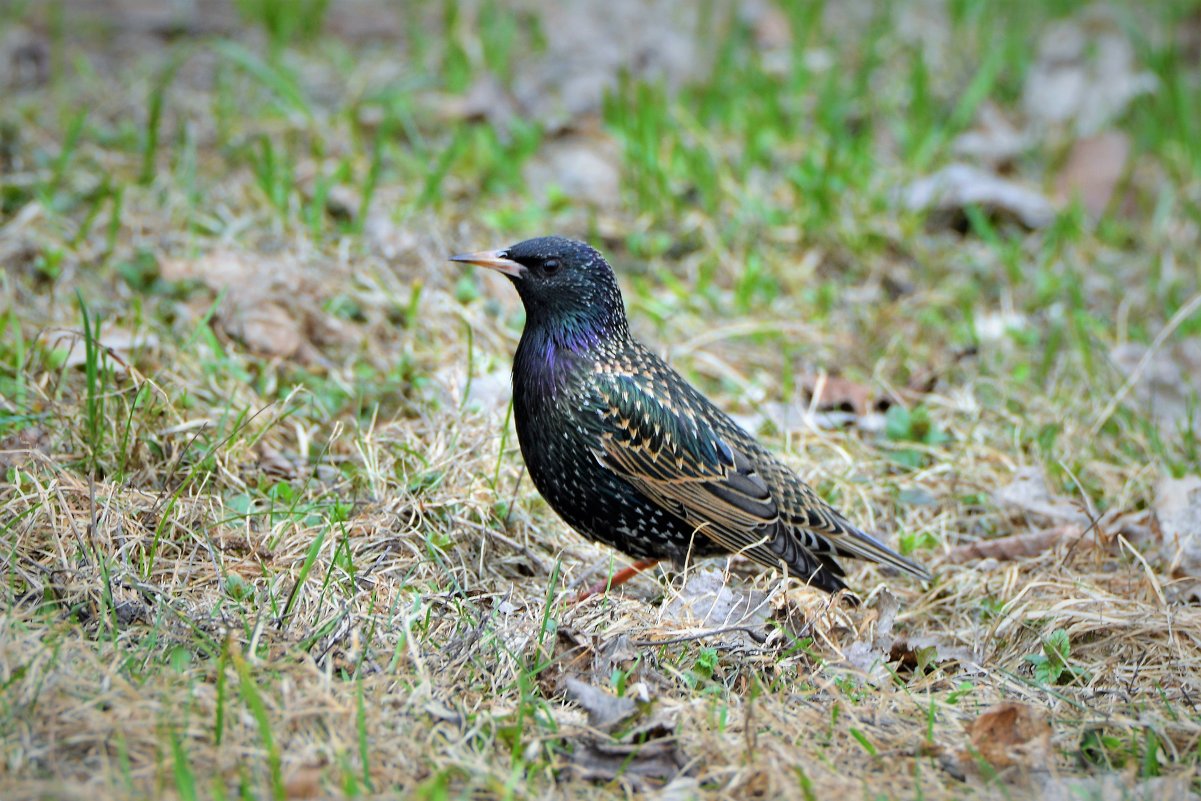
[3,1,1201,799]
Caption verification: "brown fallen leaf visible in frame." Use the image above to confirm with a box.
[1055,131,1131,219]
[964,702,1052,771]
[283,763,326,799]
[224,301,303,358]
[162,249,345,364]
[888,635,976,674]
[160,250,263,290]
[215,535,274,562]
[947,524,1086,564]
[534,626,597,697]
[802,374,873,417]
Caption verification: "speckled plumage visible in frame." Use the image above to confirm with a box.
[452,236,932,597]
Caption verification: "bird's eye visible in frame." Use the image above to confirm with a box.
[543,259,561,275]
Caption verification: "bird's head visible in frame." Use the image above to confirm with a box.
[450,236,629,340]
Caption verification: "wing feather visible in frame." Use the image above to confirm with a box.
[591,374,808,574]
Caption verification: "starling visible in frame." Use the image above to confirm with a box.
[451,236,932,600]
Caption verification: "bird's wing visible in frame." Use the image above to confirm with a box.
[588,372,831,578]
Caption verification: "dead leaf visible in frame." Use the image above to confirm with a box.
[964,702,1052,770]
[283,763,326,799]
[802,374,873,417]
[564,710,685,787]
[947,524,1087,564]
[591,634,640,685]
[1155,475,1201,578]
[888,635,976,673]
[838,589,901,679]
[1110,339,1201,433]
[225,301,303,358]
[870,587,900,649]
[1023,5,1156,136]
[568,735,685,785]
[1055,131,1131,218]
[160,250,263,290]
[565,677,637,731]
[161,249,342,364]
[901,163,1057,230]
[662,568,770,636]
[993,467,1088,526]
[531,626,598,696]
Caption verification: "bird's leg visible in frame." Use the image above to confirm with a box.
[574,558,661,603]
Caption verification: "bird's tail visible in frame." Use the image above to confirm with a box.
[797,509,933,581]
[833,520,933,580]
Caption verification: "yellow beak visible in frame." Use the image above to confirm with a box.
[448,249,526,278]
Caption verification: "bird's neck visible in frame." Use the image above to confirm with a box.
[514,317,622,399]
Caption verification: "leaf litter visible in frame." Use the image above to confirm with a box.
[562,676,686,786]
[920,3,1155,234]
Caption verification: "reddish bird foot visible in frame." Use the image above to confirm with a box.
[573,558,660,603]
